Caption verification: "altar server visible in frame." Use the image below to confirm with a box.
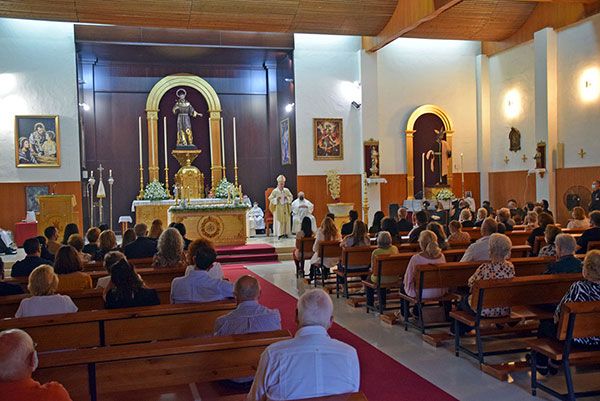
[268,175,293,239]
[291,192,317,234]
[248,202,266,236]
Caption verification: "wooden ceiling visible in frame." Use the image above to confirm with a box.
[0,0,599,53]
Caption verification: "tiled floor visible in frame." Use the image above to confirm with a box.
[246,261,600,401]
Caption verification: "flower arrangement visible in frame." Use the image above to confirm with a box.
[435,188,455,201]
[143,180,170,201]
[326,170,341,201]
[214,178,239,199]
[169,203,249,213]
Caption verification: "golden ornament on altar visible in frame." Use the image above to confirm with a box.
[172,149,204,199]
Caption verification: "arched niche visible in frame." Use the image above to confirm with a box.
[145,73,223,186]
[405,105,454,200]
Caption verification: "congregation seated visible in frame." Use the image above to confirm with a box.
[538,225,561,257]
[96,251,126,289]
[527,212,554,254]
[496,208,515,231]
[247,289,359,401]
[459,208,474,228]
[170,222,191,250]
[473,207,488,227]
[408,210,428,243]
[149,218,163,240]
[44,226,61,256]
[577,211,600,254]
[215,275,281,336]
[293,216,315,270]
[35,235,54,262]
[381,217,400,243]
[61,223,79,245]
[104,259,160,309]
[340,220,370,273]
[447,220,470,244]
[54,245,92,292]
[567,206,590,229]
[82,227,101,261]
[66,234,91,264]
[152,228,185,268]
[123,223,157,259]
[524,210,538,231]
[402,230,447,299]
[0,257,24,296]
[11,238,53,278]
[0,329,73,401]
[97,229,118,261]
[370,231,399,284]
[454,233,515,335]
[460,218,498,262]
[535,250,600,374]
[340,210,358,237]
[397,207,413,232]
[545,234,583,274]
[309,217,341,281]
[368,211,384,235]
[15,265,77,318]
[185,238,224,279]
[507,199,526,222]
[426,222,448,250]
[120,228,136,250]
[171,248,233,304]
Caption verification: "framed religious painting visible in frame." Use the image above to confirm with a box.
[313,118,343,160]
[14,115,60,167]
[25,185,49,212]
[280,118,292,165]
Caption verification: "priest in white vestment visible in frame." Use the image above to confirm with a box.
[291,192,317,234]
[248,202,266,236]
[268,175,293,238]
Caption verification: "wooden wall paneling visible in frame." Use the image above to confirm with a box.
[0,182,83,236]
[488,170,536,211]
[275,54,297,198]
[297,175,362,225]
[380,174,407,217]
[555,167,600,225]
[450,172,481,207]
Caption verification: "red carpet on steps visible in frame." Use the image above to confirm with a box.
[223,264,458,401]
[215,244,278,264]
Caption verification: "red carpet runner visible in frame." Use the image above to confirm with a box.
[216,244,279,264]
[223,264,458,401]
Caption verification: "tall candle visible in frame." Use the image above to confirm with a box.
[421,153,426,197]
[138,116,143,166]
[109,169,112,178]
[163,116,168,168]
[233,117,238,166]
[220,117,225,169]
[460,152,465,196]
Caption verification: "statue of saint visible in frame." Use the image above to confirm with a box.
[172,88,202,147]
[425,127,452,184]
[369,146,379,177]
[509,127,521,152]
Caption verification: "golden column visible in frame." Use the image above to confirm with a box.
[146,110,160,182]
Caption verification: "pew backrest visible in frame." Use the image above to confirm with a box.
[318,240,342,259]
[341,246,376,269]
[557,301,600,341]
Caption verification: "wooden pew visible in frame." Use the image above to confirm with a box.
[0,283,172,318]
[335,246,375,298]
[83,257,156,272]
[314,241,342,288]
[296,237,316,278]
[34,330,292,401]
[450,274,580,380]
[362,254,410,314]
[0,301,236,351]
[528,301,600,400]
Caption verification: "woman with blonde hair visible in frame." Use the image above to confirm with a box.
[524,211,538,230]
[403,230,446,298]
[54,245,92,292]
[474,207,488,227]
[149,219,164,240]
[459,208,474,228]
[67,234,92,264]
[427,222,448,250]
[15,265,78,317]
[309,217,341,282]
[98,229,118,260]
[567,206,590,229]
[152,228,185,268]
[341,220,370,249]
[448,220,471,244]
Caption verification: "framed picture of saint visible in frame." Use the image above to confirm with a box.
[280,118,292,165]
[313,118,343,160]
[14,115,60,167]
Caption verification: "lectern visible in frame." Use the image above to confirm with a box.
[37,195,77,238]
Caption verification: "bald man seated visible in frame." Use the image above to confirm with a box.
[0,329,72,401]
[247,289,360,401]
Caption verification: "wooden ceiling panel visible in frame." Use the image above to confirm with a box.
[0,0,77,21]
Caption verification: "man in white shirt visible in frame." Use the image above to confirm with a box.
[171,247,233,303]
[247,289,360,401]
[460,218,498,262]
[291,192,317,234]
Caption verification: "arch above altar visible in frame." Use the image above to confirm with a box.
[144,73,224,189]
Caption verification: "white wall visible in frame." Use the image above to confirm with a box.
[488,42,536,172]
[376,38,481,174]
[294,34,362,175]
[558,13,600,168]
[0,18,80,182]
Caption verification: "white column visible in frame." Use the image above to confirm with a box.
[476,54,491,207]
[534,27,558,211]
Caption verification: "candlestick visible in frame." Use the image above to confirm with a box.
[421,153,426,199]
[163,116,171,197]
[88,171,96,228]
[460,152,465,198]
[138,117,144,199]
[233,117,238,166]
[220,117,226,179]
[234,166,239,187]
[108,174,114,230]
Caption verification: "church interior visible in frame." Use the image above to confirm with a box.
[1,1,600,400]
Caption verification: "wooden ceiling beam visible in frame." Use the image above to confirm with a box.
[363,0,463,52]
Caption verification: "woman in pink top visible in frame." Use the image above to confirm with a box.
[402,230,447,299]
